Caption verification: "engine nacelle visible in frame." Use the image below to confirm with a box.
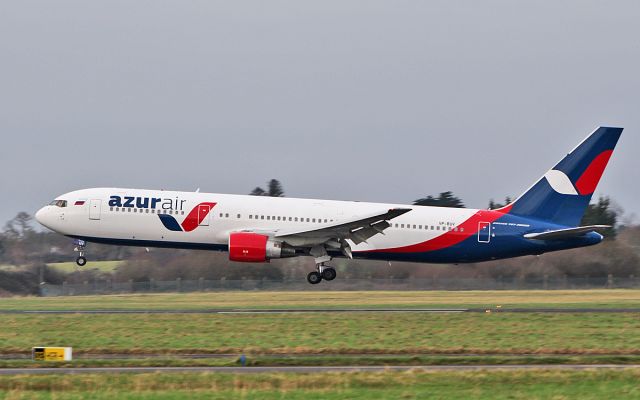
[228,232,296,262]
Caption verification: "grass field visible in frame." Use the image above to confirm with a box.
[1,312,639,355]
[2,289,640,310]
[1,290,639,398]
[46,260,124,273]
[0,370,639,399]
[0,290,638,358]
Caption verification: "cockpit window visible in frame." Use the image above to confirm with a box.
[49,200,67,207]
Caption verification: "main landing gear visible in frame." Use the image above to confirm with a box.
[306,264,337,285]
[306,245,337,284]
[73,239,87,267]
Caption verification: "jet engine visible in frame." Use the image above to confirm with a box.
[228,232,296,262]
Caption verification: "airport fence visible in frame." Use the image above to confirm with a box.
[39,274,640,296]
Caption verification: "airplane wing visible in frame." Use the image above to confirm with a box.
[523,225,610,241]
[275,208,412,248]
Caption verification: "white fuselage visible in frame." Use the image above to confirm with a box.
[35,188,478,255]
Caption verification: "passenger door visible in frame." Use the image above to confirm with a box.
[89,199,101,220]
[478,221,491,243]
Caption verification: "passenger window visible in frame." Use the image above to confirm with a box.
[261,215,264,220]
[225,213,229,218]
[277,216,281,221]
[413,225,416,229]
[294,217,298,222]
[401,224,404,228]
[267,216,271,220]
[237,214,241,219]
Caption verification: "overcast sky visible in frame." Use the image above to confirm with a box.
[1,1,638,226]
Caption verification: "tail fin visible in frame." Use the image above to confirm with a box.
[504,127,623,226]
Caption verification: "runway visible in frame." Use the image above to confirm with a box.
[1,308,639,314]
[0,364,639,375]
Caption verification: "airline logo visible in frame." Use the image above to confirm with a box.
[544,149,614,196]
[544,170,578,195]
[158,202,217,232]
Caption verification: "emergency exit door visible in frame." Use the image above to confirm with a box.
[89,199,101,220]
[478,221,491,243]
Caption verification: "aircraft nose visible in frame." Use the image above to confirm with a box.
[35,207,46,224]
[35,206,54,229]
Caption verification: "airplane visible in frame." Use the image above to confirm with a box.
[36,127,622,284]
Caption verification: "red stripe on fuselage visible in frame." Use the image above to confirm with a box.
[575,150,613,196]
[181,202,217,232]
[365,205,512,254]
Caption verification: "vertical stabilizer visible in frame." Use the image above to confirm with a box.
[505,127,622,226]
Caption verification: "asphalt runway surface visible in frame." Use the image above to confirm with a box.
[1,364,639,375]
[1,308,640,314]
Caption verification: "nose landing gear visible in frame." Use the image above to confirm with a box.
[73,240,87,267]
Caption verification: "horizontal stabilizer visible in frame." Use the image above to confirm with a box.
[523,225,610,241]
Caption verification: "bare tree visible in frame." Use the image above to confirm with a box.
[4,212,34,239]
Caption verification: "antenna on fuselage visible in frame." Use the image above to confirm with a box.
[195,188,200,193]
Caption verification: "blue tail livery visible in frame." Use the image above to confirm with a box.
[507,127,622,226]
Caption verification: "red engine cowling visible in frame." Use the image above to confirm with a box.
[228,232,295,262]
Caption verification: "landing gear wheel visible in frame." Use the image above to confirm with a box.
[307,271,322,285]
[321,267,337,281]
[76,256,87,267]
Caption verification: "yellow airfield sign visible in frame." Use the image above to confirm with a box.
[32,347,72,361]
